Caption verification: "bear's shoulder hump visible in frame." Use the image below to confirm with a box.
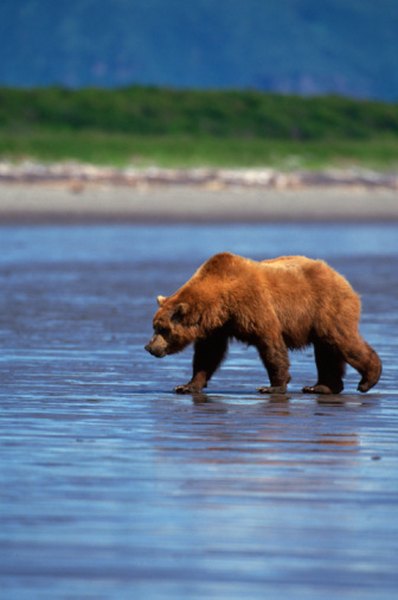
[200,252,241,275]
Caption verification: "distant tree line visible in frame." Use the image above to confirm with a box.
[1,86,398,141]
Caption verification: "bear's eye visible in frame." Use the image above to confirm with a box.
[156,326,169,336]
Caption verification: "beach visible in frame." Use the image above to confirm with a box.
[1,222,398,599]
[0,180,397,223]
[1,164,398,600]
[0,162,396,223]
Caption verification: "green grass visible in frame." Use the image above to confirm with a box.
[1,128,397,170]
[1,86,397,169]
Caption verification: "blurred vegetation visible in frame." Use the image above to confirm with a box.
[0,86,398,168]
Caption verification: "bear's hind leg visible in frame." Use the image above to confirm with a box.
[303,341,345,395]
[175,331,228,394]
[340,336,382,393]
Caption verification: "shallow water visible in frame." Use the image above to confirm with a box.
[1,222,397,599]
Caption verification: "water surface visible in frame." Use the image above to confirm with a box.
[1,223,397,599]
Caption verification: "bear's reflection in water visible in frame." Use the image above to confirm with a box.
[152,391,367,464]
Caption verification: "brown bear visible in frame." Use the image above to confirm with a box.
[145,252,382,395]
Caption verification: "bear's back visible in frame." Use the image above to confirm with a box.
[260,255,340,284]
[260,255,316,271]
[191,253,353,302]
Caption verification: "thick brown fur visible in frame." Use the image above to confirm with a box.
[145,253,382,395]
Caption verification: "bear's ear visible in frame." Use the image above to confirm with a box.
[171,302,189,323]
[157,295,167,306]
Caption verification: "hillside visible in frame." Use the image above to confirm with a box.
[2,87,398,139]
[0,0,397,100]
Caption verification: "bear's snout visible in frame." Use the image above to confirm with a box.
[145,343,166,358]
[145,335,168,358]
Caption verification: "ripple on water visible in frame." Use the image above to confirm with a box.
[0,223,397,600]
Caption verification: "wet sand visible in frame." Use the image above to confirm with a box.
[1,222,398,599]
[0,181,397,222]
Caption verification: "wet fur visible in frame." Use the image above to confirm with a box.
[145,253,382,394]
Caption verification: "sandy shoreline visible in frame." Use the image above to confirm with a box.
[0,181,397,223]
[0,162,398,224]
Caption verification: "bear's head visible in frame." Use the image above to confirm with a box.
[145,294,200,358]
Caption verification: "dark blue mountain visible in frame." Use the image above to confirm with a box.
[1,0,397,100]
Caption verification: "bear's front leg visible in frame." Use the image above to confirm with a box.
[174,332,228,394]
[175,367,208,395]
[256,339,290,394]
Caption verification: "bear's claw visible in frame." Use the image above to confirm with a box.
[358,381,371,393]
[302,384,334,394]
[175,384,203,394]
[303,381,345,394]
[258,385,287,394]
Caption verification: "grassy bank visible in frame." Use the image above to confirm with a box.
[1,129,398,170]
[1,87,398,169]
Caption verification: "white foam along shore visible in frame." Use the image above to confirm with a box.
[0,161,397,222]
